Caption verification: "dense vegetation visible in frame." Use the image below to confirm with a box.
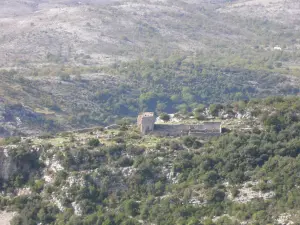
[1,97,300,224]
[1,56,298,136]
[1,0,300,223]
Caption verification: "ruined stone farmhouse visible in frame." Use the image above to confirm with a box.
[137,112,222,136]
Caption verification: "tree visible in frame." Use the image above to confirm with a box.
[121,219,140,225]
[203,171,219,187]
[207,188,225,202]
[124,200,140,217]
[209,104,222,117]
[88,138,100,147]
[156,102,167,113]
[10,216,23,225]
[195,104,206,113]
[187,217,201,225]
[194,111,206,121]
[275,62,282,68]
[160,113,170,122]
[59,72,71,81]
[183,136,196,147]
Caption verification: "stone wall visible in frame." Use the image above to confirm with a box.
[154,124,188,136]
[188,131,221,137]
[203,122,222,133]
[153,122,221,137]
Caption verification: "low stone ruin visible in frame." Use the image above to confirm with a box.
[137,112,222,136]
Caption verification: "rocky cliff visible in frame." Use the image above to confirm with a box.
[0,101,59,137]
[0,147,17,181]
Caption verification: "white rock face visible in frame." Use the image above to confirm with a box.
[228,181,275,203]
[72,202,83,216]
[17,187,32,196]
[189,197,207,206]
[16,117,22,126]
[277,213,294,225]
[52,196,65,212]
[43,174,53,183]
[45,157,64,172]
[274,46,282,51]
[164,168,178,184]
[0,147,17,180]
[67,175,86,187]
[0,211,16,225]
[121,166,135,177]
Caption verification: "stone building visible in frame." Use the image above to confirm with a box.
[137,112,156,135]
[137,112,222,136]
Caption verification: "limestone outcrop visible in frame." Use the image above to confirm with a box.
[0,147,17,181]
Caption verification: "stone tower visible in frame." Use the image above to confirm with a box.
[137,112,155,135]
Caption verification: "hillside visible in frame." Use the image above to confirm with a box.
[1,0,300,69]
[1,60,300,137]
[2,0,300,224]
[1,0,300,135]
[1,97,300,224]
[219,0,300,26]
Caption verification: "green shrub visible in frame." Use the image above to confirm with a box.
[88,138,100,147]
[160,113,170,122]
[117,157,134,167]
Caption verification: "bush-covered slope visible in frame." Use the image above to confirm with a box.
[1,97,300,224]
[1,59,299,136]
[1,0,300,70]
